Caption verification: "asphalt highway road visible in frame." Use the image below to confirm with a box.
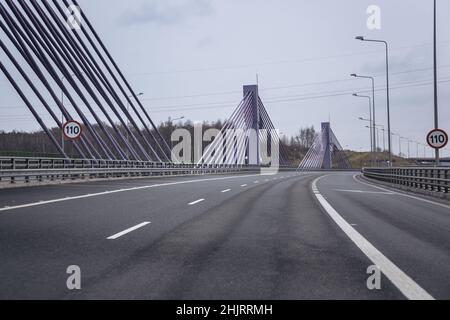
[0,171,449,300]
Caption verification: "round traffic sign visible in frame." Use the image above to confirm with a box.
[426,129,448,149]
[63,120,83,140]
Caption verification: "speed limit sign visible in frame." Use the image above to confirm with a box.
[63,120,83,140]
[427,129,448,149]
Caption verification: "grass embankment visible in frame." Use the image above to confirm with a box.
[345,151,416,168]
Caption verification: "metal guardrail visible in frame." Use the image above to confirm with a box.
[0,156,297,185]
[0,156,260,185]
[362,167,450,194]
[0,156,212,170]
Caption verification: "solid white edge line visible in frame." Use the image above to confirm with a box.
[0,174,261,213]
[312,175,434,300]
[353,174,450,210]
[188,198,205,206]
[107,222,150,240]
[333,189,394,195]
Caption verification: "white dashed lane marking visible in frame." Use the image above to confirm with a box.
[188,199,205,206]
[107,222,151,240]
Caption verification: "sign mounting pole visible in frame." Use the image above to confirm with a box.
[433,0,440,166]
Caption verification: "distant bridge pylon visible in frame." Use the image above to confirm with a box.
[297,122,352,170]
[197,85,290,166]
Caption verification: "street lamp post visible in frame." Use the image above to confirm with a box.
[356,36,392,166]
[169,116,186,122]
[399,136,404,158]
[416,141,420,158]
[354,93,374,165]
[366,125,380,160]
[359,116,374,165]
[391,132,399,157]
[168,116,185,152]
[351,74,376,154]
[375,126,380,153]
[376,125,386,152]
[407,139,411,159]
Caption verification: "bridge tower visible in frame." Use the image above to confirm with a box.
[321,122,332,169]
[243,85,260,165]
[297,121,351,170]
[197,84,290,166]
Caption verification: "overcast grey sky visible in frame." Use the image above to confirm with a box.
[1,0,449,155]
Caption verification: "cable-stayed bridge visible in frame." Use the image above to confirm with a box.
[0,1,449,301]
[298,122,352,170]
[0,0,170,163]
[0,0,288,169]
[197,85,290,167]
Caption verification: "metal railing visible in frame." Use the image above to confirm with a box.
[362,167,450,194]
[0,156,234,170]
[0,156,263,185]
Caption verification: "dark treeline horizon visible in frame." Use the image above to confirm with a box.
[0,119,318,164]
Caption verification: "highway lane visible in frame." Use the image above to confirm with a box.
[0,172,271,298]
[0,172,262,208]
[0,171,296,298]
[0,170,447,299]
[316,173,450,300]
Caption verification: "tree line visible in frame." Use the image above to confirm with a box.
[0,119,318,164]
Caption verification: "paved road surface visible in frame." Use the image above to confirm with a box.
[0,171,449,299]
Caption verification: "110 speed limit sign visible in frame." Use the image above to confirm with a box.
[427,129,448,149]
[63,121,83,140]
